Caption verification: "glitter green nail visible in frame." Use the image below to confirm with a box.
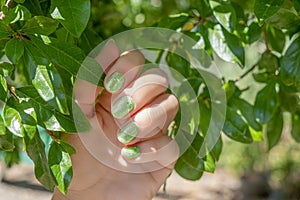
[105,72,125,93]
[112,96,134,119]
[121,146,141,159]
[118,122,139,144]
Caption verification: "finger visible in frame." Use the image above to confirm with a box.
[104,50,144,93]
[117,94,178,145]
[110,68,168,120]
[121,136,179,167]
[74,40,119,116]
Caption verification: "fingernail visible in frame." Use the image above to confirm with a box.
[118,122,139,144]
[105,72,125,93]
[121,146,141,159]
[112,96,134,119]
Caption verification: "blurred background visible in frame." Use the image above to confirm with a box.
[1,0,300,199]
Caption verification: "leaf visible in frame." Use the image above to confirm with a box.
[5,38,24,64]
[291,112,300,142]
[48,142,73,194]
[254,83,278,124]
[247,22,262,44]
[223,106,253,143]
[221,26,245,66]
[295,0,300,14]
[254,0,284,23]
[0,75,8,102]
[55,27,76,44]
[158,13,189,30]
[281,37,300,86]
[265,25,285,53]
[0,62,14,77]
[0,22,13,40]
[50,0,91,37]
[15,0,25,3]
[208,25,240,64]
[22,16,59,36]
[0,131,15,151]
[210,0,237,32]
[266,108,283,150]
[3,104,24,137]
[24,129,56,191]
[32,65,55,101]
[29,36,85,76]
[23,0,43,16]
[16,86,91,133]
[210,136,222,161]
[258,52,279,73]
[2,5,31,24]
[0,115,6,136]
[265,8,300,29]
[166,49,189,79]
[175,133,204,180]
[78,28,103,55]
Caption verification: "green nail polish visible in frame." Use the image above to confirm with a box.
[121,146,141,159]
[112,96,134,119]
[118,122,139,144]
[106,72,125,93]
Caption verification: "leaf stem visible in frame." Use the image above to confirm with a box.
[7,85,18,99]
[263,29,270,53]
[46,130,60,142]
[235,62,259,82]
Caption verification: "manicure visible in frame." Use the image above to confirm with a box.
[112,96,134,119]
[121,146,141,159]
[105,72,125,93]
[118,122,139,144]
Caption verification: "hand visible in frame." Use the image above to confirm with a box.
[52,41,179,200]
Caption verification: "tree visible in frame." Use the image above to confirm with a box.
[0,0,299,195]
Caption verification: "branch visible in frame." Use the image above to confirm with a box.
[46,130,60,142]
[7,85,18,99]
[235,62,259,82]
[5,0,14,8]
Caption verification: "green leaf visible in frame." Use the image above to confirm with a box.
[78,28,103,55]
[24,129,56,191]
[0,115,6,136]
[0,75,8,102]
[295,0,300,14]
[2,5,31,24]
[247,22,262,44]
[32,65,55,101]
[281,37,300,85]
[166,50,189,79]
[266,109,283,150]
[29,36,85,76]
[22,16,59,36]
[0,131,15,151]
[0,22,13,40]
[3,104,24,137]
[265,25,285,53]
[291,112,300,142]
[5,38,24,64]
[221,26,245,66]
[223,106,253,143]
[253,72,270,83]
[210,0,237,32]
[175,133,204,180]
[158,13,189,30]
[16,86,91,133]
[48,142,73,194]
[265,8,300,29]
[50,0,91,37]
[233,98,262,132]
[55,27,76,44]
[0,62,14,77]
[209,25,240,64]
[210,136,222,161]
[254,0,284,23]
[15,0,25,3]
[254,83,278,124]
[23,0,43,16]
[258,52,279,73]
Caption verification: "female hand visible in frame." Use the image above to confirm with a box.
[52,40,179,200]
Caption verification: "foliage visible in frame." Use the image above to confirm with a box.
[0,0,299,194]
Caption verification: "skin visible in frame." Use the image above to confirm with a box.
[52,41,179,200]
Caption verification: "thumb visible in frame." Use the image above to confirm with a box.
[74,40,120,116]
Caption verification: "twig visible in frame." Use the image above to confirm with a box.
[7,85,18,99]
[46,130,60,142]
[5,0,14,8]
[263,29,270,53]
[235,62,259,82]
